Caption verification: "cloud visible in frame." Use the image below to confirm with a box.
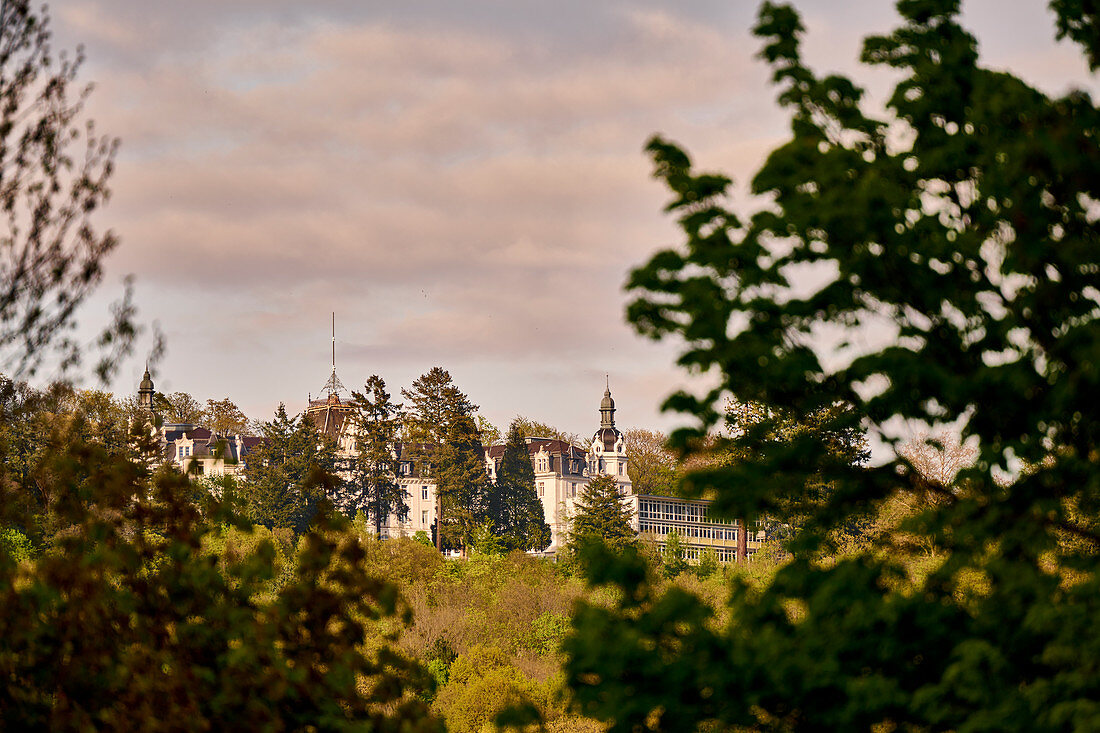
[53,0,1100,435]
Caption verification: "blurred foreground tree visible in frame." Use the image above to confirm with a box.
[0,432,443,730]
[0,0,138,380]
[566,1,1100,730]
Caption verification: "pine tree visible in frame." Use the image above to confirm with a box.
[568,474,635,552]
[401,367,477,551]
[341,375,407,537]
[435,414,488,555]
[488,421,551,552]
[244,403,336,533]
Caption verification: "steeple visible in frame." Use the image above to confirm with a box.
[592,378,623,452]
[138,364,155,410]
[600,376,616,429]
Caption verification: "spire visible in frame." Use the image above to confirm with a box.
[319,312,346,399]
[138,364,155,409]
[600,380,616,429]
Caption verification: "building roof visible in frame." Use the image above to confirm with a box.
[484,438,587,460]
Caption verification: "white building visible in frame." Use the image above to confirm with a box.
[136,368,265,476]
[141,365,766,560]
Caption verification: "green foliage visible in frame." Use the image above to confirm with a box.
[568,474,635,554]
[487,420,552,552]
[660,529,689,579]
[342,375,407,536]
[201,397,249,434]
[436,414,490,554]
[569,1,1100,730]
[244,402,337,534]
[154,391,204,424]
[434,646,544,733]
[694,548,720,579]
[531,611,571,656]
[470,520,506,556]
[0,527,33,563]
[624,427,682,496]
[0,431,443,730]
[509,415,578,445]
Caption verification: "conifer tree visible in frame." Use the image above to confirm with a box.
[342,375,407,537]
[244,403,336,533]
[568,474,635,552]
[488,421,551,552]
[401,367,477,551]
[435,414,488,555]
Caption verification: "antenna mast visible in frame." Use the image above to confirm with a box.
[318,311,346,399]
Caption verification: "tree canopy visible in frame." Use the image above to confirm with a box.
[342,375,408,536]
[566,0,1100,730]
[624,428,681,496]
[435,414,489,555]
[244,403,336,533]
[486,420,552,552]
[568,474,635,554]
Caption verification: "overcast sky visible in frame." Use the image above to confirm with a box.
[53,1,1097,439]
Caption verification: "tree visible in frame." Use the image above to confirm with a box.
[510,415,580,446]
[0,425,443,729]
[434,414,488,555]
[568,474,635,553]
[0,1,137,380]
[897,430,977,489]
[660,529,688,579]
[244,403,336,533]
[487,420,551,552]
[153,391,204,424]
[624,428,681,496]
[476,415,502,446]
[202,397,249,435]
[341,375,407,537]
[565,1,1100,730]
[402,367,477,551]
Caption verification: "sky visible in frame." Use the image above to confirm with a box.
[49,0,1098,440]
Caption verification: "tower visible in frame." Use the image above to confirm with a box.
[138,366,155,412]
[305,313,354,451]
[589,378,630,492]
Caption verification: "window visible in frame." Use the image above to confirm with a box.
[422,487,429,500]
[538,482,545,497]
[421,510,428,525]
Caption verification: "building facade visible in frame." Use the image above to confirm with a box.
[139,369,766,560]
[137,368,265,476]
